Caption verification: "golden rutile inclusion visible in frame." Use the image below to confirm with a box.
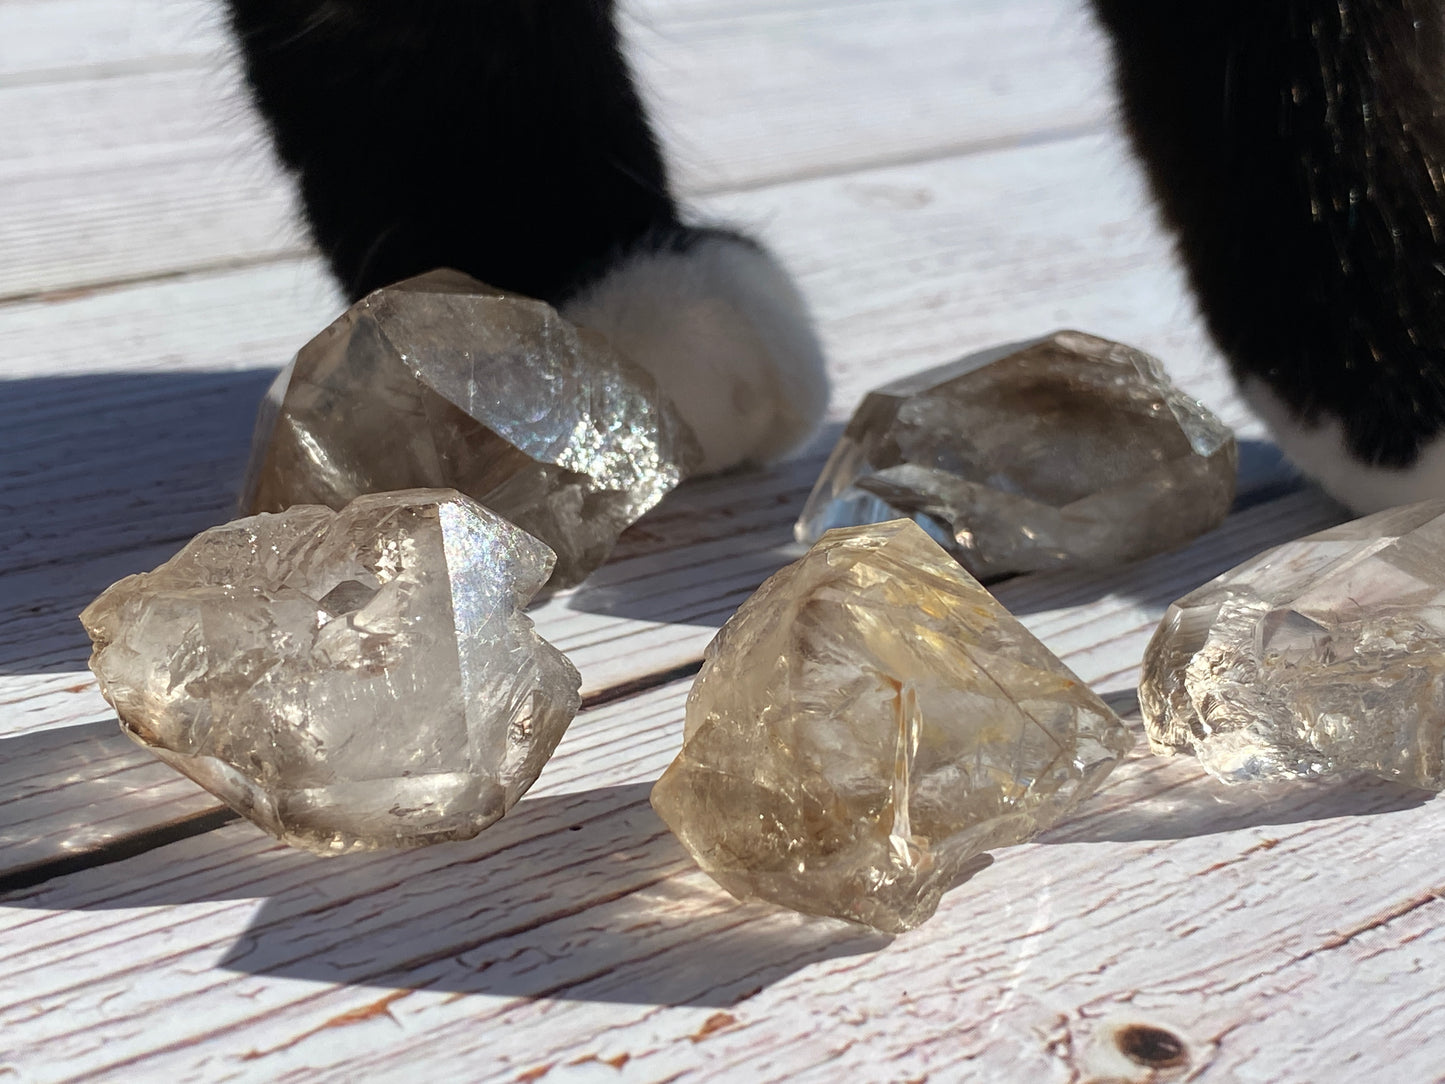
[796,331,1237,579]
[651,519,1134,933]
[243,269,701,588]
[80,488,581,854]
[1141,500,1445,789]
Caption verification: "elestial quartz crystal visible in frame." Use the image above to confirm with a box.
[796,331,1237,579]
[651,519,1134,933]
[1141,500,1445,789]
[80,488,582,854]
[243,269,701,588]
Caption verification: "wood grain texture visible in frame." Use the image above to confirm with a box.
[0,0,1112,298]
[8,496,1430,1084]
[1,132,1271,730]
[3,0,1428,1080]
[0,0,222,84]
[0,486,1346,886]
[0,720,231,889]
[626,0,1112,194]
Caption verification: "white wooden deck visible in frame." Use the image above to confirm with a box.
[1,1,1435,1080]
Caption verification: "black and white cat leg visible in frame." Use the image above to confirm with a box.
[1244,380,1445,515]
[1092,0,1445,515]
[562,229,829,475]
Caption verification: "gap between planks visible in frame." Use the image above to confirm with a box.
[1,128,1300,806]
[5,524,1438,1083]
[0,129,1225,683]
[0,486,1347,892]
[0,0,1114,301]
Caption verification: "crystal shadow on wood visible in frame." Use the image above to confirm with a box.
[0,369,277,676]
[1033,742,1434,847]
[0,720,229,891]
[2,782,887,1009]
[559,434,837,627]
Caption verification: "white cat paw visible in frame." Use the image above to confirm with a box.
[562,231,829,475]
[1244,378,1445,512]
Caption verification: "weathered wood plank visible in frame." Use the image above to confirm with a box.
[628,0,1111,195]
[0,0,222,84]
[0,71,241,176]
[0,133,1266,731]
[0,0,1112,297]
[2,487,1425,1083]
[0,720,231,890]
[3,0,1436,1079]
[0,158,307,303]
[0,489,1346,891]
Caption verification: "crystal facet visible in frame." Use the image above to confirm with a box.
[651,519,1134,933]
[80,488,582,854]
[1141,499,1445,788]
[243,270,701,588]
[796,331,1237,579]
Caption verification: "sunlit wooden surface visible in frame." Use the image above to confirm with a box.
[4,2,1432,1081]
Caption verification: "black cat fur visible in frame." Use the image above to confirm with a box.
[225,0,1445,509]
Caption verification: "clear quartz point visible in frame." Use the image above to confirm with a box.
[651,519,1134,933]
[796,331,1237,579]
[243,269,702,588]
[1141,499,1445,789]
[80,488,582,854]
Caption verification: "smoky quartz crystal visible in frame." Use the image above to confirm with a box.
[652,519,1134,933]
[243,270,701,588]
[81,488,581,854]
[1141,500,1445,789]
[796,331,1236,579]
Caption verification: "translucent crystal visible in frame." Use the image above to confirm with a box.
[243,269,701,588]
[80,488,581,854]
[1141,499,1445,788]
[651,519,1134,933]
[796,331,1237,579]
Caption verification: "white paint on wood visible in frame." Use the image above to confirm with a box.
[625,0,1113,195]
[0,0,223,84]
[0,0,1113,298]
[3,499,1432,1082]
[1,132,1272,741]
[2,0,1415,1079]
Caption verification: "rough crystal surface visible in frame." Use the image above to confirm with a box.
[796,331,1237,579]
[651,519,1134,933]
[1141,500,1445,789]
[81,488,581,854]
[243,269,701,588]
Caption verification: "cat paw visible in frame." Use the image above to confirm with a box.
[562,228,828,475]
[1244,378,1445,513]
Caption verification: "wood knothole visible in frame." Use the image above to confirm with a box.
[1114,1024,1190,1070]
